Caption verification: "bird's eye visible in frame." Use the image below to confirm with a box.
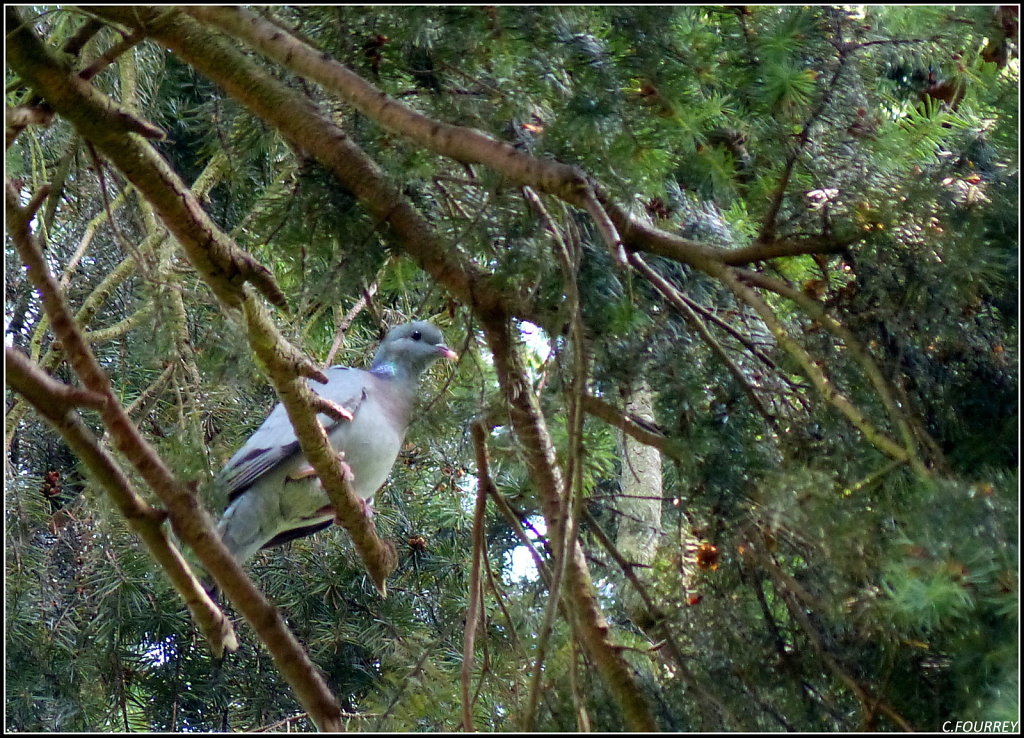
[412,330,422,341]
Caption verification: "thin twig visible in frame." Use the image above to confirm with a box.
[568,638,592,732]
[77,29,146,82]
[463,421,493,732]
[581,508,740,729]
[518,191,589,731]
[716,266,911,464]
[755,543,914,731]
[759,48,850,242]
[323,278,382,368]
[630,252,781,434]
[673,287,811,394]
[735,267,927,473]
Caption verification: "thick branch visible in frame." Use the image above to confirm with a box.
[10,3,398,584]
[721,234,860,266]
[5,104,54,148]
[4,174,343,732]
[581,394,683,462]
[240,292,396,594]
[178,6,744,278]
[5,347,238,657]
[87,5,538,326]
[6,7,285,311]
[182,6,592,199]
[478,311,659,732]
[189,4,844,275]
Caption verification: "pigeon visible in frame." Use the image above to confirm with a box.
[214,321,457,564]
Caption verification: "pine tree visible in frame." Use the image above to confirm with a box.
[6,5,1017,731]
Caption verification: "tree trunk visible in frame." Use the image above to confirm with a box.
[614,380,662,628]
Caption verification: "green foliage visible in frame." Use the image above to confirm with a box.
[6,4,1017,732]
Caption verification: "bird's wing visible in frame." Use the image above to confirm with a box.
[219,366,370,501]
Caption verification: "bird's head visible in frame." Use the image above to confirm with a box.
[371,321,457,380]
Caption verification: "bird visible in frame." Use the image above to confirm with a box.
[214,320,457,565]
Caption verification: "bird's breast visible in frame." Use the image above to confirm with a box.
[327,394,406,499]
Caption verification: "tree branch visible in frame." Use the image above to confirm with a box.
[89,5,539,326]
[752,538,914,731]
[77,28,146,83]
[715,266,912,464]
[581,394,683,462]
[179,6,733,277]
[6,7,285,311]
[463,421,492,732]
[478,311,659,732]
[5,103,54,148]
[721,234,861,265]
[582,508,740,729]
[82,302,156,344]
[323,278,381,368]
[9,5,399,594]
[4,172,344,732]
[630,252,781,434]
[734,267,927,473]
[5,346,239,658]
[759,47,851,243]
[239,291,396,594]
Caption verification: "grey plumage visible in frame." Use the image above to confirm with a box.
[215,321,456,564]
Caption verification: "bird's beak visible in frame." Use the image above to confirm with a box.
[437,345,458,361]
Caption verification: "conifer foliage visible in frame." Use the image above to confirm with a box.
[6,5,1017,731]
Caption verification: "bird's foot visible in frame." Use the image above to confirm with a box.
[288,457,353,484]
[315,496,373,525]
[329,496,374,524]
[312,395,354,423]
[288,464,317,481]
